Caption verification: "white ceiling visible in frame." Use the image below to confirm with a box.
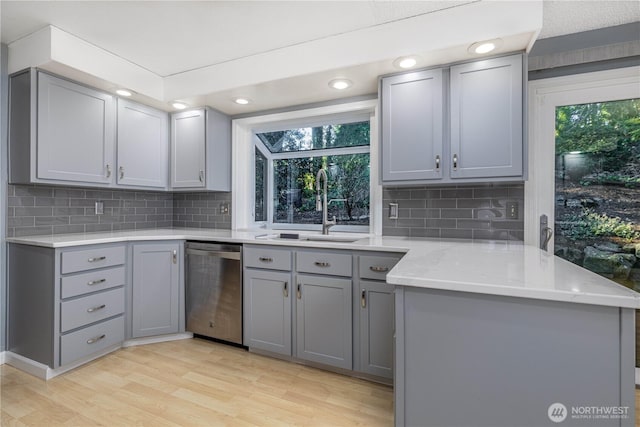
[1,1,638,115]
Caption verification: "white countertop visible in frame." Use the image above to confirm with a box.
[7,228,640,309]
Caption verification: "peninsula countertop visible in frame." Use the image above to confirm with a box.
[7,228,640,309]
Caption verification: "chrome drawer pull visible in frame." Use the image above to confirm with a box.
[435,155,440,171]
[259,257,273,263]
[453,154,458,171]
[314,261,330,268]
[283,281,289,298]
[87,279,106,286]
[173,250,177,264]
[86,334,106,345]
[361,290,367,308]
[87,256,106,262]
[297,284,302,299]
[87,304,106,313]
[199,170,205,183]
[369,266,389,273]
[105,164,111,178]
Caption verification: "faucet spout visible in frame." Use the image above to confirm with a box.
[316,168,336,235]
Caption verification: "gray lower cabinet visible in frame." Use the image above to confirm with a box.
[8,243,126,369]
[394,286,636,427]
[9,69,115,185]
[243,269,292,355]
[116,99,169,189]
[355,253,400,379]
[131,242,183,338]
[170,107,231,191]
[296,274,352,370]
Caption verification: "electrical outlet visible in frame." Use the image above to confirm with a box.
[220,203,230,214]
[389,203,399,219]
[506,201,518,219]
[95,201,104,215]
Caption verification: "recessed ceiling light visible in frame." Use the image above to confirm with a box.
[234,97,251,105]
[329,78,352,90]
[115,88,134,97]
[171,101,188,110]
[468,39,503,55]
[393,56,418,69]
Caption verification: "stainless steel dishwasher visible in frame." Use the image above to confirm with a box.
[185,242,243,345]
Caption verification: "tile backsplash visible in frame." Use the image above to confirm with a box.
[382,183,525,241]
[7,184,232,237]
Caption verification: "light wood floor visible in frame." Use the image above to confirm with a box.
[1,339,393,426]
[2,339,639,426]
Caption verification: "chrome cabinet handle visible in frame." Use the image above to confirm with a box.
[119,166,124,179]
[361,290,366,308]
[435,155,440,171]
[87,304,106,313]
[87,256,106,263]
[199,170,204,183]
[314,261,330,268]
[172,250,177,264]
[87,334,106,345]
[453,154,458,171]
[369,266,389,273]
[87,278,106,286]
[106,164,111,178]
[259,257,273,263]
[283,281,288,298]
[297,283,302,299]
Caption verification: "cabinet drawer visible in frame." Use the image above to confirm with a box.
[244,246,292,271]
[359,255,401,281]
[60,288,125,333]
[61,266,126,299]
[61,246,126,274]
[297,251,352,277]
[60,315,124,366]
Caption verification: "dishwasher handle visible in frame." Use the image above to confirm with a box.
[186,248,241,260]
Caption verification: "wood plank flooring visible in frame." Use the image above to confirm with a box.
[1,339,393,426]
[2,338,639,426]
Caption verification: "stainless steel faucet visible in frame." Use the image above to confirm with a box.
[315,168,336,235]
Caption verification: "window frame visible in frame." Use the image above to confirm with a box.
[232,99,381,235]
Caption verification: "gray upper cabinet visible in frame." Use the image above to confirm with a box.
[381,69,443,182]
[37,72,115,184]
[380,53,525,185]
[8,70,116,185]
[450,54,523,179]
[132,242,182,338]
[117,99,169,189]
[170,107,231,191]
[296,274,353,370]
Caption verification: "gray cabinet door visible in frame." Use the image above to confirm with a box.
[132,243,180,338]
[243,269,292,355]
[381,68,444,182]
[296,274,352,369]
[358,280,394,379]
[37,72,115,183]
[117,99,168,188]
[171,109,206,188]
[450,54,523,179]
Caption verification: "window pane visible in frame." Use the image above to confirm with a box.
[255,148,267,222]
[257,121,370,153]
[273,153,370,226]
[554,98,640,365]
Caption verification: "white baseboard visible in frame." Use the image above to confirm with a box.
[0,351,6,365]
[122,332,193,348]
[5,345,122,380]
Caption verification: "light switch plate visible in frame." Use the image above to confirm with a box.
[389,203,399,220]
[506,201,518,219]
[95,201,104,215]
[220,203,230,214]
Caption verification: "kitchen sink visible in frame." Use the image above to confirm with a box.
[255,233,366,243]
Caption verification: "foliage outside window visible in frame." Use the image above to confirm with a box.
[255,120,370,229]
